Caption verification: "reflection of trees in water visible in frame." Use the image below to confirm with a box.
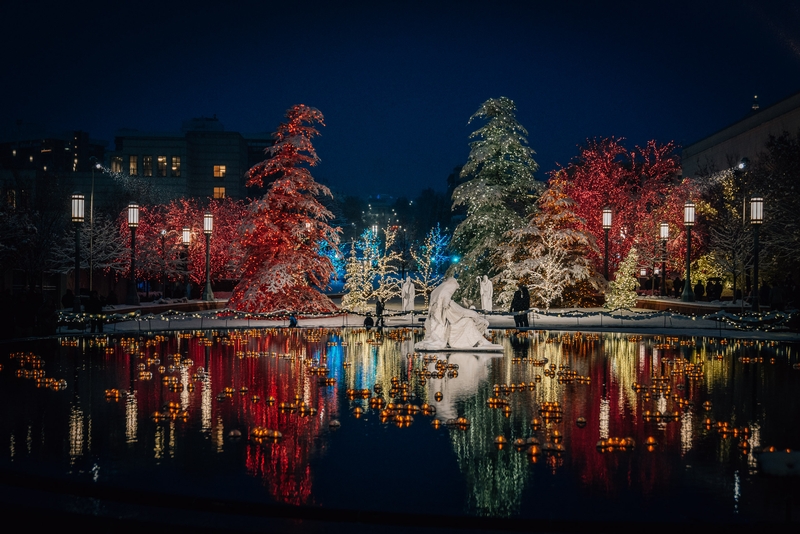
[451,382,529,517]
[341,329,411,395]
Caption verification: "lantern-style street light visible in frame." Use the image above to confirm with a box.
[660,222,669,296]
[750,197,763,311]
[71,192,84,313]
[602,207,612,280]
[182,227,191,300]
[160,229,167,298]
[126,202,140,305]
[202,212,214,301]
[681,202,695,302]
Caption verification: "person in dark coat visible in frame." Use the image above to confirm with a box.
[694,280,705,301]
[85,291,104,333]
[673,276,682,298]
[375,299,385,328]
[511,283,530,327]
[61,289,75,310]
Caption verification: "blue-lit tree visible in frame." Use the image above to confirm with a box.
[411,224,451,307]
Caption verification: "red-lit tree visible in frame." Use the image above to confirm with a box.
[228,105,340,313]
[116,197,247,293]
[556,137,700,279]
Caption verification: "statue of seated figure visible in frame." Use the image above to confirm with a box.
[415,277,502,351]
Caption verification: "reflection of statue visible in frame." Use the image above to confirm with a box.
[415,278,502,351]
[401,276,415,312]
[426,352,502,421]
[478,275,493,312]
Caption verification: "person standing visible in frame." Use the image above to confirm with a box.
[86,291,104,333]
[511,283,530,327]
[375,298,385,328]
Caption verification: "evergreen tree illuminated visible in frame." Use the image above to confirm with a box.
[449,97,542,302]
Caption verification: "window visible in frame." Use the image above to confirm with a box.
[143,156,153,177]
[213,187,226,199]
[157,156,167,177]
[213,165,226,178]
[111,156,122,173]
[129,155,138,175]
[171,156,181,177]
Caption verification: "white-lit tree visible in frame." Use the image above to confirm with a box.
[605,247,639,309]
[493,175,596,311]
[449,97,542,302]
[341,227,401,312]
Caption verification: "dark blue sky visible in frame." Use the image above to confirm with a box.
[3,0,799,198]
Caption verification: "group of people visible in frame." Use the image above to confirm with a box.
[671,277,724,301]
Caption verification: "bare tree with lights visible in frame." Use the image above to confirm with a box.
[410,223,451,307]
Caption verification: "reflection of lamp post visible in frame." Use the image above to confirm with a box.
[160,229,167,298]
[183,227,191,300]
[71,192,84,313]
[202,212,214,301]
[750,197,763,311]
[126,202,140,305]
[660,222,669,296]
[602,207,612,280]
[681,202,695,302]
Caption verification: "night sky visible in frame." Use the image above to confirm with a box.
[3,0,799,198]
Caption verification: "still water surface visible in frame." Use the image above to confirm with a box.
[1,328,799,526]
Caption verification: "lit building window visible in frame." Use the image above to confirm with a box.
[111,156,122,173]
[143,156,153,177]
[129,155,138,175]
[171,156,181,177]
[213,187,226,199]
[213,165,226,178]
[157,156,167,177]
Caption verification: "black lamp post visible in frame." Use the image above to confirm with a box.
[126,202,140,305]
[182,226,191,300]
[202,212,214,301]
[160,229,167,298]
[681,202,695,302]
[750,197,763,311]
[602,207,612,280]
[71,192,84,313]
[660,222,669,296]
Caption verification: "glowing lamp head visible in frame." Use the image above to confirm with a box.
[71,192,85,223]
[640,268,647,277]
[602,207,612,230]
[182,227,191,246]
[750,197,763,225]
[203,211,213,235]
[660,222,669,240]
[127,202,139,228]
[683,202,695,227]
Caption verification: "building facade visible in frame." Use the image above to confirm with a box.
[681,91,800,177]
[110,117,271,201]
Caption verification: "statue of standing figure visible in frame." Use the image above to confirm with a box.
[401,276,415,312]
[478,275,493,312]
[415,277,502,351]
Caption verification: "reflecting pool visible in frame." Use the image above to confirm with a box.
[1,328,799,529]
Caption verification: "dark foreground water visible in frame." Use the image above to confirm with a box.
[1,328,799,531]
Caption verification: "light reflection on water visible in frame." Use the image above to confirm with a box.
[1,328,799,524]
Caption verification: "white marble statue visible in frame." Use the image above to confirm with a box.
[478,275,493,312]
[414,277,503,351]
[401,276,415,312]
